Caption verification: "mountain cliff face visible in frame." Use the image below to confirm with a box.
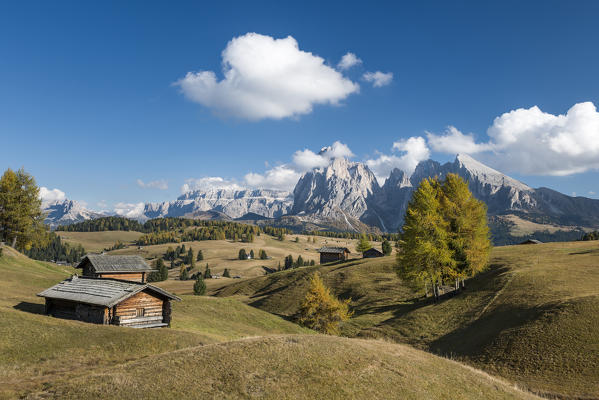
[291,158,382,230]
[43,200,106,228]
[42,154,599,235]
[142,189,292,220]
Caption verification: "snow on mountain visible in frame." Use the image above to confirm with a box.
[43,199,106,228]
[140,188,293,220]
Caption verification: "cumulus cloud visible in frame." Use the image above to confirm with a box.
[244,141,355,190]
[174,33,360,121]
[363,71,393,87]
[338,52,362,70]
[428,102,599,176]
[113,202,145,218]
[136,179,168,190]
[366,137,430,181]
[39,187,66,204]
[180,177,244,194]
[244,165,301,190]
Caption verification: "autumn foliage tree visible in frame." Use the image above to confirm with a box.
[396,174,491,300]
[298,272,352,335]
[0,168,46,250]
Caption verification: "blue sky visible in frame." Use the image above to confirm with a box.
[1,1,598,212]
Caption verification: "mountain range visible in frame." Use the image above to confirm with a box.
[44,154,599,239]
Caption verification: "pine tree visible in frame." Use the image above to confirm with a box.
[295,236,300,243]
[396,178,454,301]
[249,249,255,259]
[223,268,231,278]
[298,272,352,335]
[296,255,304,268]
[284,254,293,269]
[0,168,46,250]
[193,274,206,295]
[238,249,247,260]
[355,233,372,254]
[440,174,491,289]
[197,249,204,261]
[180,265,189,281]
[382,239,392,256]
[204,264,211,279]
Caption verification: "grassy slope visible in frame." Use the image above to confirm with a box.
[60,231,384,279]
[56,230,144,252]
[39,335,537,400]
[0,246,308,398]
[213,241,599,399]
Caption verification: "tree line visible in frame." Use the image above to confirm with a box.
[305,230,400,242]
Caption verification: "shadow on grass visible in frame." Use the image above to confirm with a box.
[13,301,45,315]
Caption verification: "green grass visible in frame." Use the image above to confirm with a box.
[35,335,537,400]
[213,241,599,399]
[0,245,309,398]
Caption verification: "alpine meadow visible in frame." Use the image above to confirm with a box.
[2,2,599,399]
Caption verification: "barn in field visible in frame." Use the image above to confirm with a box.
[37,275,180,328]
[318,247,351,264]
[363,248,383,258]
[76,254,154,283]
[519,239,543,245]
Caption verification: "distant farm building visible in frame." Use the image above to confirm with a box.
[363,248,383,258]
[318,247,350,264]
[76,254,154,283]
[519,239,543,245]
[38,275,180,328]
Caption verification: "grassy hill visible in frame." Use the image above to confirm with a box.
[56,230,144,252]
[213,241,599,399]
[34,335,536,400]
[0,245,309,398]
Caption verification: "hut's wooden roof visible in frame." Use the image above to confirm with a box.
[76,254,154,273]
[37,276,180,307]
[318,247,351,254]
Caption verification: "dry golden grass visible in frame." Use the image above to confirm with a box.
[56,230,144,252]
[34,335,539,400]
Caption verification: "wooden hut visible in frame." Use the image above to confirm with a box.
[318,247,351,264]
[363,248,383,258]
[37,275,180,328]
[76,254,154,283]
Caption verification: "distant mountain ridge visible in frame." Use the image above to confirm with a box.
[43,154,599,236]
[42,199,106,228]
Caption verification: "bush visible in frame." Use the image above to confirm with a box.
[298,272,352,335]
[223,268,231,278]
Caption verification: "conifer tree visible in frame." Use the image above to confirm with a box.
[298,272,352,335]
[193,274,206,295]
[296,255,304,268]
[396,178,454,300]
[355,233,372,254]
[0,168,46,250]
[249,249,255,259]
[382,239,392,256]
[196,249,204,261]
[180,265,189,281]
[159,259,169,281]
[223,268,231,278]
[204,264,211,279]
[238,249,247,260]
[440,174,491,288]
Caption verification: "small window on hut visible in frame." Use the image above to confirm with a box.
[136,308,145,317]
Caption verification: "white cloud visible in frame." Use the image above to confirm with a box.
[338,52,362,70]
[113,202,145,218]
[136,179,168,190]
[589,191,596,195]
[174,33,360,121]
[97,200,108,209]
[244,165,301,190]
[427,126,491,154]
[180,177,243,194]
[428,102,599,176]
[244,141,354,190]
[39,187,66,204]
[366,136,430,181]
[363,71,393,87]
